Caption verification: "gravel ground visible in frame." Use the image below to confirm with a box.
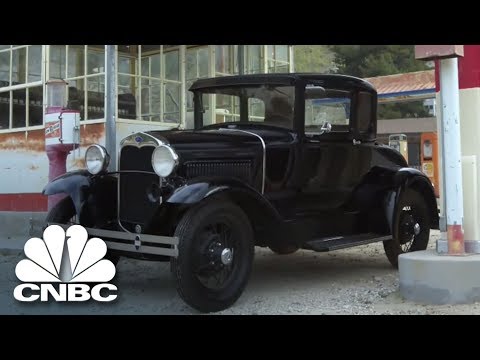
[2,229,480,315]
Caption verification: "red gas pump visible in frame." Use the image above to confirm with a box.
[45,80,80,210]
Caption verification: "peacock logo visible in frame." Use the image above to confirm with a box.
[14,225,118,302]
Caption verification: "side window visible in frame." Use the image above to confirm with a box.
[305,87,351,135]
[357,91,373,133]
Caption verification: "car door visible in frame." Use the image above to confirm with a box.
[296,87,360,214]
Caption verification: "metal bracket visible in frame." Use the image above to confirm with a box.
[134,235,141,250]
[353,139,361,145]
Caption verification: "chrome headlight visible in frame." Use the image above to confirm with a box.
[85,144,110,175]
[152,145,179,177]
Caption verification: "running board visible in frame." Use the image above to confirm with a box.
[304,233,392,252]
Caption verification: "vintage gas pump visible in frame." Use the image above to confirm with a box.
[44,80,80,210]
[388,134,409,163]
[421,132,439,197]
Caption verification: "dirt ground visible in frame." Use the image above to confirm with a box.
[1,229,480,315]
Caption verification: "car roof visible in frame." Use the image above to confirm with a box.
[190,73,376,93]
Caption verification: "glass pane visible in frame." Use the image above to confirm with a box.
[28,45,42,82]
[198,47,208,77]
[276,45,289,62]
[141,84,150,120]
[50,45,66,79]
[87,75,104,120]
[274,64,289,73]
[141,57,149,77]
[249,98,265,121]
[68,45,84,78]
[68,78,84,119]
[28,86,43,126]
[151,54,161,78]
[12,47,26,85]
[87,47,104,74]
[186,50,197,80]
[216,45,229,74]
[164,82,180,123]
[141,45,161,53]
[0,91,10,129]
[186,79,194,110]
[267,45,274,59]
[0,50,9,85]
[0,45,10,50]
[12,88,26,128]
[150,81,161,120]
[164,50,179,81]
[118,76,136,119]
[118,55,135,75]
[247,45,262,74]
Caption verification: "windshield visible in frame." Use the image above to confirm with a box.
[191,85,295,130]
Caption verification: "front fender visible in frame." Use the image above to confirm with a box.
[167,177,256,205]
[42,170,92,215]
[165,177,282,229]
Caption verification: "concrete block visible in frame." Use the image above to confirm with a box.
[399,250,480,304]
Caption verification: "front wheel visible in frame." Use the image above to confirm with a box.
[171,199,254,313]
[45,197,120,266]
[383,188,431,268]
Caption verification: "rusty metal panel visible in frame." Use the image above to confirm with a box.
[415,45,464,60]
[365,70,435,95]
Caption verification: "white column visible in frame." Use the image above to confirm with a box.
[439,57,465,254]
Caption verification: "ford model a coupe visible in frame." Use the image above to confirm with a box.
[44,73,439,312]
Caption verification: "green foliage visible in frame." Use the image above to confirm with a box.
[378,102,431,120]
[330,45,428,77]
[328,45,431,119]
[293,45,336,73]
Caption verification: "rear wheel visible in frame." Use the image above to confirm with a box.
[383,188,430,268]
[171,199,254,313]
[45,197,120,266]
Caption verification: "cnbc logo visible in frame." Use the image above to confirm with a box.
[14,225,117,302]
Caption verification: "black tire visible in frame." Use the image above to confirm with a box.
[171,199,255,313]
[45,197,120,266]
[383,188,430,268]
[268,243,299,255]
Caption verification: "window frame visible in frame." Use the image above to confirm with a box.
[0,45,45,133]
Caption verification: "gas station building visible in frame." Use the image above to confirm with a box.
[0,45,293,215]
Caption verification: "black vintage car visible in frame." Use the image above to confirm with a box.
[44,73,439,312]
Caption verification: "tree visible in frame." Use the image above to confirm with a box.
[294,45,337,73]
[330,45,431,119]
[330,45,428,77]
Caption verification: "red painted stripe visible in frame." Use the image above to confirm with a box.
[459,45,480,90]
[0,193,48,212]
[436,46,480,91]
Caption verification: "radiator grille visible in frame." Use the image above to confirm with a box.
[184,160,252,182]
[119,145,159,230]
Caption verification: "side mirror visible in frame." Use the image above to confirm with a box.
[320,121,332,135]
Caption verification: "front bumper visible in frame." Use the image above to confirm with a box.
[49,223,179,257]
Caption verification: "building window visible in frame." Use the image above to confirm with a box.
[245,45,263,74]
[0,45,43,131]
[117,45,181,124]
[267,45,290,73]
[185,46,210,111]
[49,45,105,122]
